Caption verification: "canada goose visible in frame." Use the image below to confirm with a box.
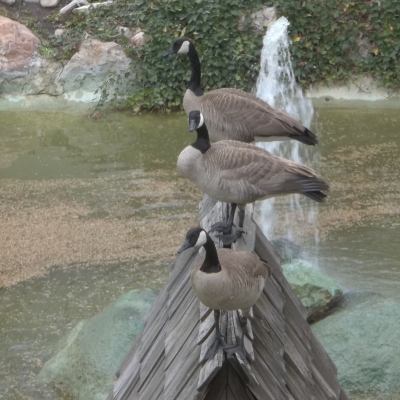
[178,110,329,245]
[163,38,317,145]
[177,226,271,362]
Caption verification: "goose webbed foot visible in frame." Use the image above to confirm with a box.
[202,333,246,364]
[215,229,243,246]
[202,335,226,364]
[225,341,246,361]
[208,221,234,235]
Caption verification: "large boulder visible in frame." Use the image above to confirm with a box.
[312,292,400,400]
[39,288,157,400]
[57,38,132,95]
[0,27,134,102]
[282,259,343,322]
[0,16,40,76]
[0,53,64,96]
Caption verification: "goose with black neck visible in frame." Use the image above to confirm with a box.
[163,37,317,145]
[177,110,329,246]
[177,226,272,363]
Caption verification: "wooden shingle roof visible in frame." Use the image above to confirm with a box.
[108,196,348,400]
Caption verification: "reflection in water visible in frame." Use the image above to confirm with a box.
[0,106,399,399]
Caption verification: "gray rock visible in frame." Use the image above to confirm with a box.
[313,292,400,400]
[282,259,343,322]
[1,34,135,102]
[238,6,277,34]
[54,29,64,37]
[57,38,132,96]
[350,35,373,61]
[39,288,157,400]
[0,53,64,97]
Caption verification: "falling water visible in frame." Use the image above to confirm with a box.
[254,16,320,256]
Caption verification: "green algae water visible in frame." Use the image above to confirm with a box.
[0,105,399,399]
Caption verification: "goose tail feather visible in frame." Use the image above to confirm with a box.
[299,177,329,202]
[290,128,318,145]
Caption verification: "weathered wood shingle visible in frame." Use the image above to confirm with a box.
[108,196,347,400]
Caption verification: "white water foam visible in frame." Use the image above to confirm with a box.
[254,16,320,257]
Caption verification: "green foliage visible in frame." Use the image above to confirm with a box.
[44,2,132,61]
[43,0,264,111]
[274,0,400,90]
[37,0,400,109]
[125,0,264,111]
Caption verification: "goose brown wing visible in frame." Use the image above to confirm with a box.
[202,89,313,142]
[205,141,328,201]
[217,250,270,281]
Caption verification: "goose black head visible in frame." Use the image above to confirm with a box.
[188,110,205,132]
[163,37,192,57]
[177,227,207,254]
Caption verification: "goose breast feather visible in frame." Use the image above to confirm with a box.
[191,249,270,312]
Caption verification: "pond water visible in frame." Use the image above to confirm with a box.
[0,103,399,399]
[312,104,400,295]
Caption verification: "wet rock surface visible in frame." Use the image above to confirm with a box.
[282,259,343,322]
[312,292,400,400]
[39,288,157,400]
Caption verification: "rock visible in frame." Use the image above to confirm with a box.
[350,35,373,61]
[0,16,40,75]
[117,26,149,48]
[39,288,157,400]
[282,259,343,322]
[0,0,16,4]
[40,0,61,8]
[313,292,400,400]
[57,38,132,95]
[238,6,277,34]
[0,53,64,97]
[54,29,64,37]
[126,30,148,48]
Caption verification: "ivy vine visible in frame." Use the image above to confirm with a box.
[29,0,400,109]
[275,0,400,91]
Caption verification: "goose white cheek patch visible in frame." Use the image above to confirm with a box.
[195,230,207,247]
[198,113,205,128]
[177,41,190,54]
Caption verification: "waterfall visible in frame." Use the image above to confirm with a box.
[254,16,320,257]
